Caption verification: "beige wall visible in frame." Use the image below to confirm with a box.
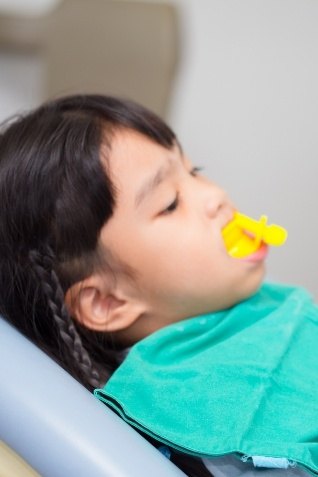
[168,0,318,299]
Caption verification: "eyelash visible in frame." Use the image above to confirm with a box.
[190,166,203,176]
[161,166,203,215]
[163,193,180,214]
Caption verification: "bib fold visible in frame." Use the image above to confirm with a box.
[95,283,318,475]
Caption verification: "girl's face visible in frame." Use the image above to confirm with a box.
[99,129,266,342]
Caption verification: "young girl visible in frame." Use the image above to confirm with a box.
[0,95,314,477]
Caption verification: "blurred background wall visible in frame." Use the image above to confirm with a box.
[0,0,317,299]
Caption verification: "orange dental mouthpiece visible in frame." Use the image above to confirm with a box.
[222,212,288,259]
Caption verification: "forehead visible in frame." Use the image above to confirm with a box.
[105,129,179,191]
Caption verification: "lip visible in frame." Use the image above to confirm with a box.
[240,242,269,262]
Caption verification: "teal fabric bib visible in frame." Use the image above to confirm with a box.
[95,283,318,475]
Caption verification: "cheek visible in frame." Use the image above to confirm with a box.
[148,222,219,263]
[137,234,224,289]
[110,219,230,290]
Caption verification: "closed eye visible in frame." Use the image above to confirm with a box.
[161,192,180,215]
[160,167,203,215]
[159,165,204,216]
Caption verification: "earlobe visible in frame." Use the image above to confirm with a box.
[65,275,143,333]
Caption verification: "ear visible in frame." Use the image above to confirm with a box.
[65,274,144,333]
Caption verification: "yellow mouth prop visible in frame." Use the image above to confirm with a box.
[222,212,288,259]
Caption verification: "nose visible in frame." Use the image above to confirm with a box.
[204,183,228,219]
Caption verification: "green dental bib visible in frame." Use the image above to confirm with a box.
[95,283,318,475]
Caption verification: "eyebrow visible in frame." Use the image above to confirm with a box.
[135,160,173,208]
[134,144,185,208]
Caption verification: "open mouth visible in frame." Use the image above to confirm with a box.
[223,227,266,259]
[221,212,286,260]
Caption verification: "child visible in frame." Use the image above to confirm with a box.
[0,95,315,477]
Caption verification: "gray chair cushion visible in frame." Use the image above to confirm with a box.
[0,317,185,477]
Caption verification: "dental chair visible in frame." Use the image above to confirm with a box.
[0,316,185,477]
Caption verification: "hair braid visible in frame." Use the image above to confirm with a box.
[28,246,101,390]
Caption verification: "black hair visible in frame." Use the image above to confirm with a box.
[0,94,176,391]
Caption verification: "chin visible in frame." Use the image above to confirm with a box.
[240,267,266,302]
